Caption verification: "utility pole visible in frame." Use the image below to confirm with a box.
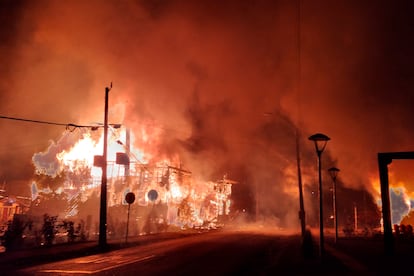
[296,0,306,239]
[125,128,130,177]
[296,129,306,237]
[99,83,111,249]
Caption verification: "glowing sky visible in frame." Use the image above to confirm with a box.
[1,0,414,226]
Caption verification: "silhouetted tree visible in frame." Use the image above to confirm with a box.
[42,214,57,246]
[3,215,28,251]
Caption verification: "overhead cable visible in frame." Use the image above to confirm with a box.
[0,115,121,131]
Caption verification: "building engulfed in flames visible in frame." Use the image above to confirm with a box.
[31,127,236,236]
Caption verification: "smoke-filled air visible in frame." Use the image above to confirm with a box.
[1,0,414,235]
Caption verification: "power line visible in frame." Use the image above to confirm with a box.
[0,115,121,131]
[0,115,68,126]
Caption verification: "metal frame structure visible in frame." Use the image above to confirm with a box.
[378,151,414,255]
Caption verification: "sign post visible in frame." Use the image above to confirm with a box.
[125,192,135,243]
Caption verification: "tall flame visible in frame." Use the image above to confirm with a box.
[32,123,235,230]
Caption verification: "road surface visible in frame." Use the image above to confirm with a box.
[15,228,349,275]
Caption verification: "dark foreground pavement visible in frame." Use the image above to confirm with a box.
[0,231,199,272]
[1,230,412,275]
[325,234,414,275]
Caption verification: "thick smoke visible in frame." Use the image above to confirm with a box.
[1,0,414,227]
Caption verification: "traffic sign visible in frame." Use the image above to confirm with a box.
[147,189,158,201]
[125,192,135,204]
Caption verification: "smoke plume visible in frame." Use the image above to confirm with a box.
[1,0,414,227]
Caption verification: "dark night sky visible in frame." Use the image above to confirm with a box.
[1,0,414,225]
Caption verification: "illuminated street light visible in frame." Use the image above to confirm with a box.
[308,133,330,257]
[328,166,340,244]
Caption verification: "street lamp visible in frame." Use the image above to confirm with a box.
[308,133,330,257]
[328,167,340,244]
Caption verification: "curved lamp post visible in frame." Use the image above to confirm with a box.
[328,167,340,244]
[308,133,330,257]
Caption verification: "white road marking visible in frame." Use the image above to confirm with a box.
[75,255,122,264]
[38,254,157,274]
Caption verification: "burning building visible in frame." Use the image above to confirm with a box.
[29,125,236,237]
[3,0,409,241]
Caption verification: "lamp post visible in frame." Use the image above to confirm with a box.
[328,166,340,244]
[308,133,330,257]
[99,84,111,249]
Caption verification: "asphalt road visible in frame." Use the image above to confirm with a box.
[4,228,413,275]
[12,229,350,276]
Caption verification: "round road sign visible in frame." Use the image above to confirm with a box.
[147,189,158,202]
[125,192,135,204]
